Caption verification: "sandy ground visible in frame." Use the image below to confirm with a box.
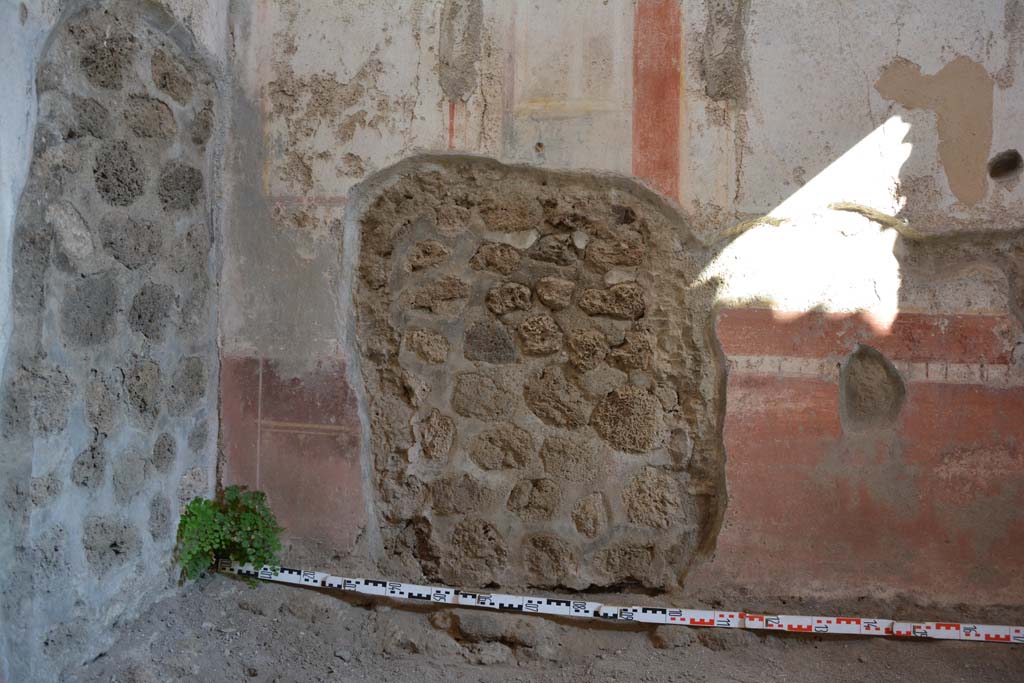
[68,573,1024,682]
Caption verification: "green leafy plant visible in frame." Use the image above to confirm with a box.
[175,485,284,581]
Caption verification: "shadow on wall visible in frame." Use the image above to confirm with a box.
[694,48,1024,602]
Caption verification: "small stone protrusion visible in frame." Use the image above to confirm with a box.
[578,283,646,320]
[517,314,563,355]
[465,320,517,364]
[524,366,591,428]
[535,276,575,310]
[470,242,522,275]
[590,385,666,453]
[486,282,531,315]
[572,492,608,538]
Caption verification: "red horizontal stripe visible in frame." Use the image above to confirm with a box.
[716,308,1017,365]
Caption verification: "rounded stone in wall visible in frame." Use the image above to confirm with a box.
[148,495,172,540]
[74,23,137,90]
[71,443,106,490]
[567,328,609,371]
[840,345,905,431]
[539,433,604,483]
[523,535,578,587]
[486,282,531,315]
[418,409,455,462]
[441,518,507,586]
[517,314,563,355]
[124,357,161,427]
[404,329,450,364]
[190,102,214,146]
[71,96,112,139]
[535,276,575,310]
[82,515,140,575]
[590,385,666,453]
[464,320,516,364]
[150,432,176,472]
[157,162,203,211]
[166,356,207,416]
[596,542,657,586]
[578,282,646,320]
[572,492,609,539]
[93,141,146,206]
[123,94,176,139]
[429,474,488,516]
[113,450,150,504]
[622,466,683,529]
[188,420,209,454]
[451,371,514,420]
[151,48,194,104]
[128,283,176,342]
[100,215,163,270]
[471,242,522,275]
[523,366,591,428]
[506,478,559,520]
[60,273,117,346]
[85,370,120,432]
[468,422,533,470]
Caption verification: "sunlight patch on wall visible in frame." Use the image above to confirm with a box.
[703,116,913,330]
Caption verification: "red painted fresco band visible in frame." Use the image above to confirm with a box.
[632,0,681,199]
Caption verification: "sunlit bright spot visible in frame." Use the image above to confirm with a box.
[702,116,913,331]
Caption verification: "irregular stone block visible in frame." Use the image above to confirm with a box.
[353,159,725,590]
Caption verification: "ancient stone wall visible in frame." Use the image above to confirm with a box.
[0,2,218,679]
[352,157,726,591]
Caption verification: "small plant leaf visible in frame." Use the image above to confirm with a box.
[173,485,284,582]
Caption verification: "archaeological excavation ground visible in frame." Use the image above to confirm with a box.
[2,1,1024,681]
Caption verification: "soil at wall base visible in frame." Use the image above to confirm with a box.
[72,574,1024,682]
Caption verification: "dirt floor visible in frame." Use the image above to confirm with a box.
[70,573,1024,682]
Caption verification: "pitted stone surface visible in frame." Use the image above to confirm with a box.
[419,409,455,462]
[429,474,489,516]
[622,466,684,529]
[468,422,533,470]
[524,366,590,428]
[571,492,608,539]
[471,242,522,275]
[72,96,112,139]
[405,329,450,364]
[100,216,163,270]
[124,95,176,139]
[506,478,559,520]
[591,385,666,453]
[151,47,194,104]
[464,320,516,363]
[517,314,563,355]
[158,163,203,211]
[523,534,579,587]
[128,283,176,341]
[93,140,145,206]
[486,282,532,315]
[61,273,117,346]
[0,3,218,678]
[83,516,141,575]
[353,159,725,590]
[535,276,575,310]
